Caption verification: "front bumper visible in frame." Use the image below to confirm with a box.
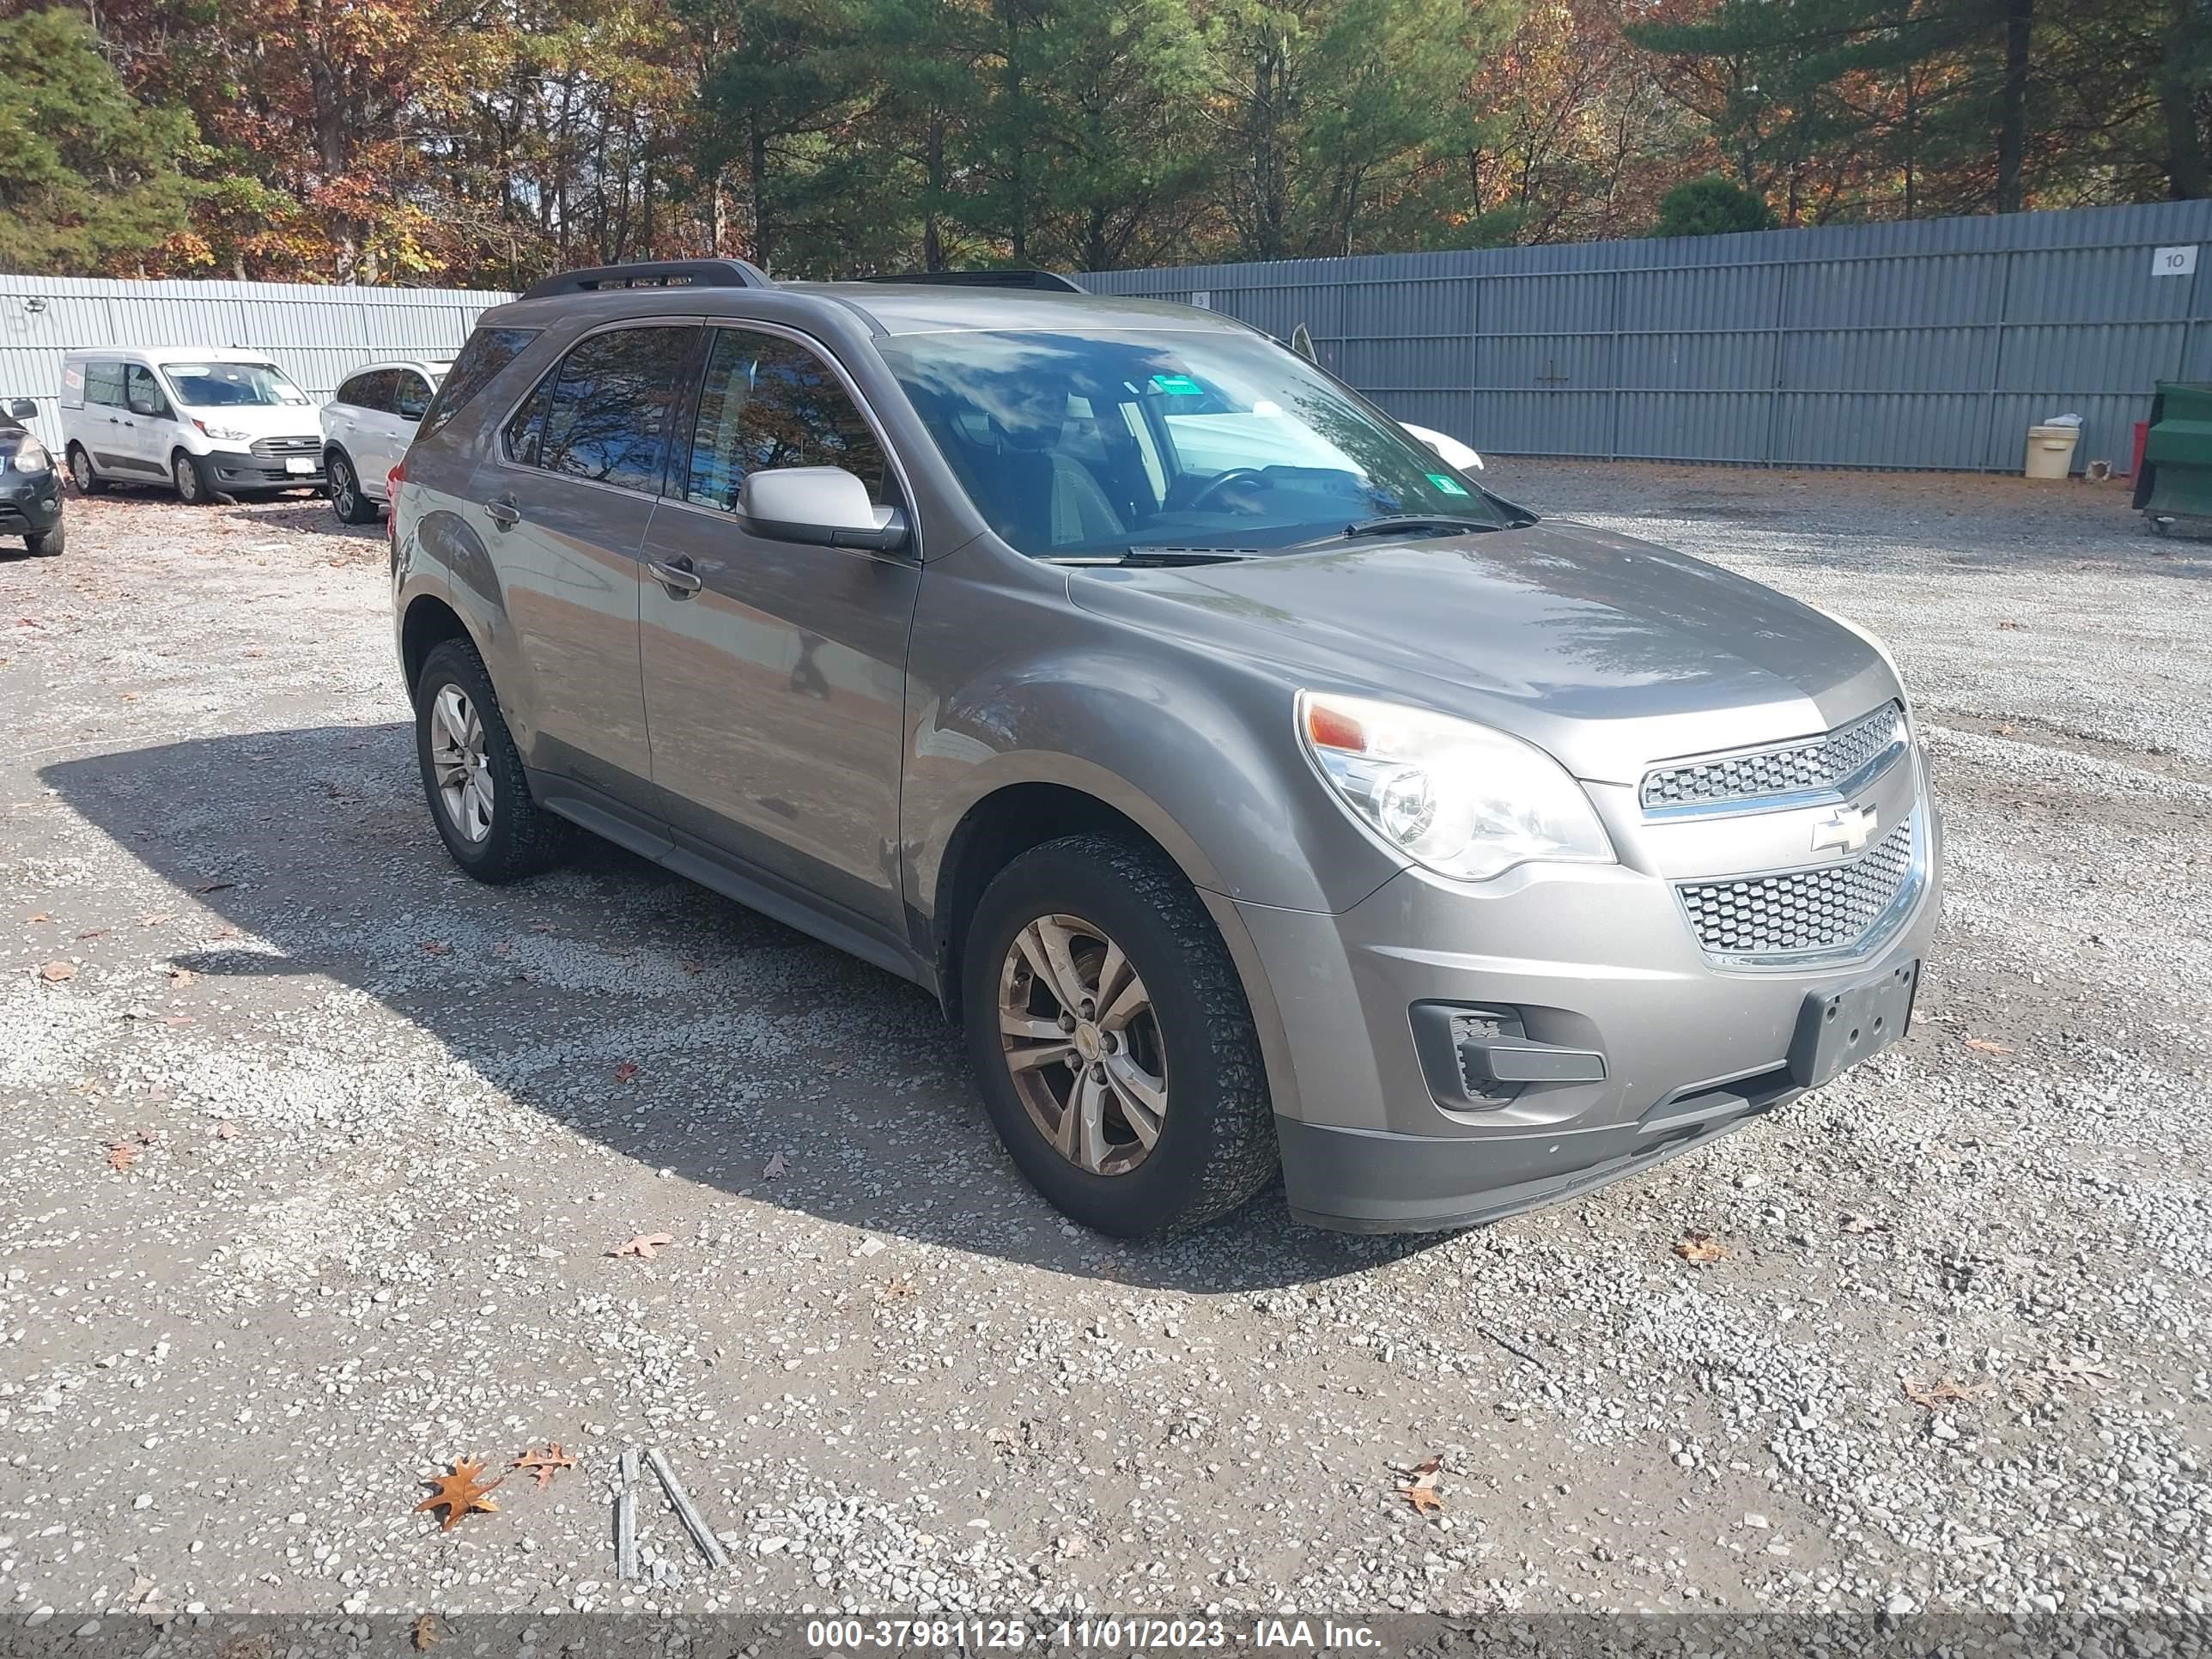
[0,472,63,536]
[207,447,325,490]
[1243,791,1943,1233]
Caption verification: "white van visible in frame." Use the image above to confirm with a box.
[59,347,325,504]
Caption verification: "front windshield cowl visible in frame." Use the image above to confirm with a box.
[876,326,1520,561]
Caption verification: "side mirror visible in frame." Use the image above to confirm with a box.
[737,465,909,552]
[129,394,163,419]
[7,398,35,421]
[1401,421,1484,472]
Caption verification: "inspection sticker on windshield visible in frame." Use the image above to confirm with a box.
[1427,472,1471,496]
[1151,373,1204,396]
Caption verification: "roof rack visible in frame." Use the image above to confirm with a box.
[860,269,1086,294]
[520,258,773,301]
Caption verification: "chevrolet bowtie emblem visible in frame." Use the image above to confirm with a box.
[1811,803,1878,854]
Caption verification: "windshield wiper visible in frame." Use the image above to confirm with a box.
[1300,514,1505,545]
[1043,546,1258,567]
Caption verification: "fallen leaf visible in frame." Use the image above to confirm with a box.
[168,967,196,986]
[528,922,554,933]
[411,1613,442,1650]
[210,924,238,941]
[38,960,76,983]
[414,1459,502,1532]
[216,1121,240,1141]
[1963,1036,2014,1055]
[28,912,51,923]
[1993,724,2016,737]
[510,1443,577,1491]
[763,1152,788,1179]
[613,1060,638,1084]
[1398,1455,1444,1515]
[420,940,452,957]
[1672,1231,1726,1266]
[1996,619,2025,631]
[106,1139,141,1172]
[1838,1212,1886,1235]
[76,928,109,941]
[879,1277,917,1301]
[138,912,173,927]
[611,1232,674,1260]
[1902,1375,1989,1407]
[679,958,706,975]
[192,881,234,895]
[2037,1356,2116,1387]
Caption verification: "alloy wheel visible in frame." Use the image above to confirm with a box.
[428,684,495,843]
[331,459,356,519]
[996,913,1167,1176]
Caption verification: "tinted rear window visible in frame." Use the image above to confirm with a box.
[418,327,539,441]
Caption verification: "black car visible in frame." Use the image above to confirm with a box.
[1,398,64,556]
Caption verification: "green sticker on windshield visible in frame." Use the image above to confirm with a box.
[1151,373,1203,396]
[1427,471,1471,496]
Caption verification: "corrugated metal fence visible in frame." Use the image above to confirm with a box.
[0,275,515,434]
[1083,199,2212,473]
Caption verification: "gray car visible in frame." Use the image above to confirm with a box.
[389,258,1941,1238]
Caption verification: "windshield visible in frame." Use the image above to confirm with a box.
[875,328,1513,557]
[161,362,311,410]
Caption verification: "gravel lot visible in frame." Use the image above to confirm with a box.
[1,462,2207,1629]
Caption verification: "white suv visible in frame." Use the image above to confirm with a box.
[59,347,325,503]
[319,359,448,524]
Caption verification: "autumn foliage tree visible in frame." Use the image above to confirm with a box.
[0,0,2200,283]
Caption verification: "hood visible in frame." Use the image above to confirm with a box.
[175,399,320,441]
[1065,520,1896,785]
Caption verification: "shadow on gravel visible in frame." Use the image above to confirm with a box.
[44,724,1434,1291]
[217,498,384,541]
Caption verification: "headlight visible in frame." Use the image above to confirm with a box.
[7,440,49,475]
[1297,690,1614,882]
[194,421,252,443]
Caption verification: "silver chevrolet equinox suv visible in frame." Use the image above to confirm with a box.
[389,258,1941,1237]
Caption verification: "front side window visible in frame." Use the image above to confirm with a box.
[521,325,693,492]
[340,371,396,414]
[875,328,1511,556]
[419,327,537,441]
[684,329,890,513]
[125,365,168,417]
[161,361,309,409]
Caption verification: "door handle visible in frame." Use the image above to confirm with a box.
[648,556,702,596]
[486,495,521,529]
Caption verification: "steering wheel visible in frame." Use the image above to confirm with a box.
[1184,467,1269,514]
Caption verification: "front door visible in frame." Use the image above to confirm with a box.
[471,319,698,805]
[640,324,920,934]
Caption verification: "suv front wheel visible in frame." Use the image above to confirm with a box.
[412,638,572,883]
[961,834,1277,1237]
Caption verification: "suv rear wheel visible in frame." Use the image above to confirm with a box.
[961,834,1277,1237]
[412,638,572,882]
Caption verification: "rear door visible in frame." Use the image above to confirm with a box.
[471,319,698,810]
[380,369,435,495]
[638,322,920,936]
[81,362,150,477]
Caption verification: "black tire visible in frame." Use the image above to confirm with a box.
[25,517,64,557]
[171,450,213,505]
[326,450,380,524]
[65,444,106,495]
[412,638,573,883]
[960,834,1277,1237]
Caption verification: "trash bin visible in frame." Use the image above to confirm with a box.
[2024,423,2079,479]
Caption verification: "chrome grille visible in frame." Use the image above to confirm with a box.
[1678,813,1916,960]
[1644,702,1904,812]
[250,435,322,458]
